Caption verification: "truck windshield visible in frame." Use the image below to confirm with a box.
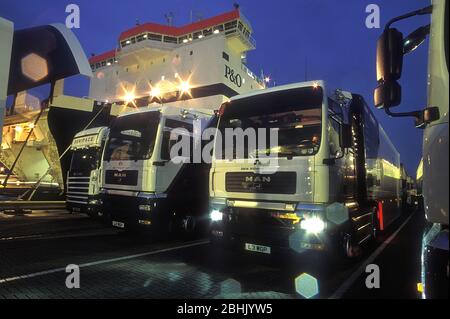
[218,86,323,158]
[104,112,160,161]
[70,148,100,172]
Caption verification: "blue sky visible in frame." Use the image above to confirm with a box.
[0,0,431,173]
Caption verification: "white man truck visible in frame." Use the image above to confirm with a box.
[101,106,215,236]
[374,0,448,298]
[209,81,402,258]
[66,127,109,217]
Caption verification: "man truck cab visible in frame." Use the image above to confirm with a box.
[102,106,215,236]
[209,81,402,258]
[67,127,109,217]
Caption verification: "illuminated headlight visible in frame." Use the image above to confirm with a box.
[300,217,326,234]
[210,210,223,222]
[89,199,102,206]
[139,205,153,212]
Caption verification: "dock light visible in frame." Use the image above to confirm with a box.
[210,210,223,222]
[120,87,138,108]
[179,80,191,97]
[300,216,325,234]
[124,92,136,105]
[313,82,320,89]
[264,76,271,83]
[150,86,162,100]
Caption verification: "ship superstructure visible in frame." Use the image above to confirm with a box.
[89,9,265,110]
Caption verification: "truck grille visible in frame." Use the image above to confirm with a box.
[66,176,90,205]
[225,172,297,194]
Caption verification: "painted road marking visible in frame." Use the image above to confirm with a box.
[328,212,415,299]
[0,229,118,242]
[0,240,210,284]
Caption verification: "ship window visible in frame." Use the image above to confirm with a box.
[95,63,101,68]
[190,51,193,56]
[222,52,230,61]
[148,33,163,41]
[225,20,237,30]
[90,64,95,70]
[193,31,202,39]
[136,34,145,42]
[215,25,224,32]
[238,22,244,31]
[131,37,136,44]
[203,29,213,36]
[179,35,188,43]
[164,36,178,44]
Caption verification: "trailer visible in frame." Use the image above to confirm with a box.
[209,81,402,258]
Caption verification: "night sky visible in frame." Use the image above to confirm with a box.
[0,0,431,174]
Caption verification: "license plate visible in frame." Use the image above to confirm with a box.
[112,221,125,229]
[245,243,271,254]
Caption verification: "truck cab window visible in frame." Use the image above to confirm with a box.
[161,119,194,161]
[218,86,323,159]
[105,112,160,162]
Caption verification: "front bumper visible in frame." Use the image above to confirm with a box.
[209,201,343,254]
[102,192,169,231]
[67,195,102,216]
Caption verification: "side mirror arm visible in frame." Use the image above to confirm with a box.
[384,106,440,128]
[385,5,432,30]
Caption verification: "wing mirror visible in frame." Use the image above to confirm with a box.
[374,28,404,109]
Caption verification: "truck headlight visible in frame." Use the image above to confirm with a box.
[89,199,102,206]
[139,205,153,212]
[300,216,326,234]
[210,210,223,222]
